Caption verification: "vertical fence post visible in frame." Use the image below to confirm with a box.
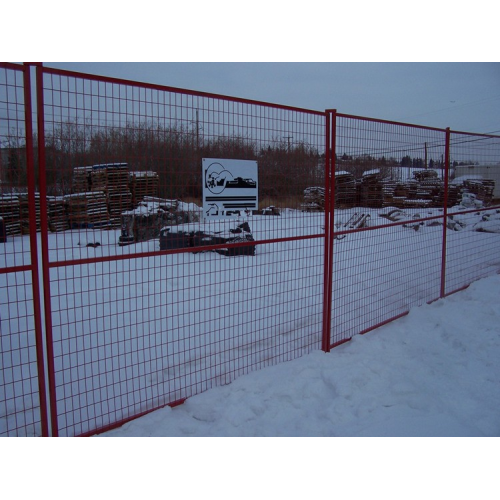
[35,64,59,436]
[23,64,50,437]
[440,127,451,298]
[322,109,336,352]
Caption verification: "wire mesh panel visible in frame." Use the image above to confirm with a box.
[0,63,47,436]
[4,63,499,436]
[443,132,500,295]
[37,66,327,435]
[330,115,449,346]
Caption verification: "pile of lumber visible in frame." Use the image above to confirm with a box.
[380,181,398,207]
[119,197,189,246]
[47,196,69,232]
[334,171,356,207]
[462,179,495,205]
[415,179,444,205]
[18,193,41,234]
[129,171,159,207]
[72,166,93,192]
[93,164,131,226]
[413,169,439,182]
[446,184,461,206]
[65,192,110,229]
[72,163,132,227]
[302,186,325,211]
[360,170,384,208]
[0,194,21,235]
[303,172,495,211]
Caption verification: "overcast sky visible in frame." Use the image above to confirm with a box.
[4,3,499,136]
[44,62,499,135]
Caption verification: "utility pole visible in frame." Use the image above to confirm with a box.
[196,109,199,151]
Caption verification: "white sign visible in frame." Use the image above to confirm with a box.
[202,158,258,219]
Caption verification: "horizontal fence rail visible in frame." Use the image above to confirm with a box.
[0,64,499,436]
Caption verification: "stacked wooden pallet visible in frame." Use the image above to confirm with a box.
[302,186,325,211]
[89,167,108,192]
[417,180,444,206]
[47,196,69,232]
[72,166,93,192]
[381,181,397,207]
[392,183,410,207]
[98,164,131,226]
[129,171,159,207]
[360,170,384,208]
[72,163,132,228]
[446,184,461,207]
[104,163,129,190]
[65,192,110,229]
[108,191,133,226]
[18,193,41,234]
[334,171,356,207]
[0,194,21,235]
[405,180,420,201]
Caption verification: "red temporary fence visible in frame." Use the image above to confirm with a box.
[1,63,499,436]
[0,63,49,436]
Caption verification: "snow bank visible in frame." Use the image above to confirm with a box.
[102,273,500,437]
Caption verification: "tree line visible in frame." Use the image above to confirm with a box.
[2,121,478,199]
[1,121,323,199]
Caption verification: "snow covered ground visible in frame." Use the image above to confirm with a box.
[101,272,500,437]
[1,205,500,437]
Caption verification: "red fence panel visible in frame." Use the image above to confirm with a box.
[442,131,500,296]
[35,66,328,436]
[327,114,500,349]
[2,63,500,436]
[0,63,48,436]
[328,114,450,347]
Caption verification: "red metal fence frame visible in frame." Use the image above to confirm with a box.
[326,111,500,348]
[35,64,329,436]
[1,63,499,436]
[0,62,49,436]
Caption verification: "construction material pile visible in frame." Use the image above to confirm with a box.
[334,171,357,208]
[65,192,110,229]
[72,166,93,192]
[462,179,495,205]
[18,193,41,234]
[160,221,256,257]
[119,197,201,246]
[303,170,495,211]
[0,194,21,235]
[71,163,132,228]
[413,170,438,182]
[129,171,159,207]
[47,196,69,232]
[302,186,325,211]
[360,170,384,208]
